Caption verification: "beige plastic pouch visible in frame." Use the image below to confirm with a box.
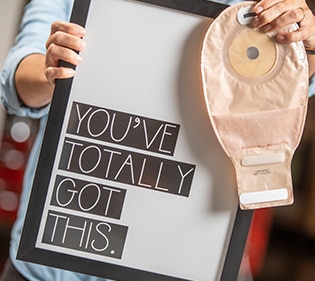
[201,1,309,209]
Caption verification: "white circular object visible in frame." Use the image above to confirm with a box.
[11,121,31,143]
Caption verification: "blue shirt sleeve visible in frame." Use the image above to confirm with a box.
[0,0,73,118]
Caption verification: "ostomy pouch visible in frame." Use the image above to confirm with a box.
[201,2,309,209]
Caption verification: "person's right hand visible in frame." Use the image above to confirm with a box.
[45,21,86,86]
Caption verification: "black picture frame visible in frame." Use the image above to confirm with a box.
[17,1,253,280]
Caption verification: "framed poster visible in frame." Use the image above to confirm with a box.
[17,0,253,280]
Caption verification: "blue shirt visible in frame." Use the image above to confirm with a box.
[0,0,314,280]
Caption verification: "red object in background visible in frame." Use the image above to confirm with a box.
[0,136,30,223]
[246,208,274,277]
[0,116,39,274]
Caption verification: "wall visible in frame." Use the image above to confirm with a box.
[0,1,26,66]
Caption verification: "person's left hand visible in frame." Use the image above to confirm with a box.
[251,0,315,50]
[45,21,86,86]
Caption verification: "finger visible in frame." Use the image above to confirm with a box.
[276,9,315,44]
[50,20,86,37]
[46,31,86,52]
[46,43,82,68]
[254,0,304,14]
[252,0,306,28]
[277,25,312,43]
[261,7,306,33]
[300,13,315,48]
[45,67,76,85]
[254,0,279,14]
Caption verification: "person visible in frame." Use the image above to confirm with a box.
[0,0,315,280]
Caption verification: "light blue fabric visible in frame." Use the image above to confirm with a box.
[0,0,314,280]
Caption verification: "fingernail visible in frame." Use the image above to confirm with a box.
[262,24,271,32]
[81,40,87,51]
[255,5,264,13]
[277,34,285,42]
[65,68,76,77]
[252,16,260,27]
[77,27,86,37]
[76,55,82,64]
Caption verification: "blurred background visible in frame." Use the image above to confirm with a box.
[0,1,315,280]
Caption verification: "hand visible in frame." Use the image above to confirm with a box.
[45,21,86,85]
[251,0,315,50]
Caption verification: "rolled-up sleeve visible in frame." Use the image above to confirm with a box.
[0,0,73,118]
